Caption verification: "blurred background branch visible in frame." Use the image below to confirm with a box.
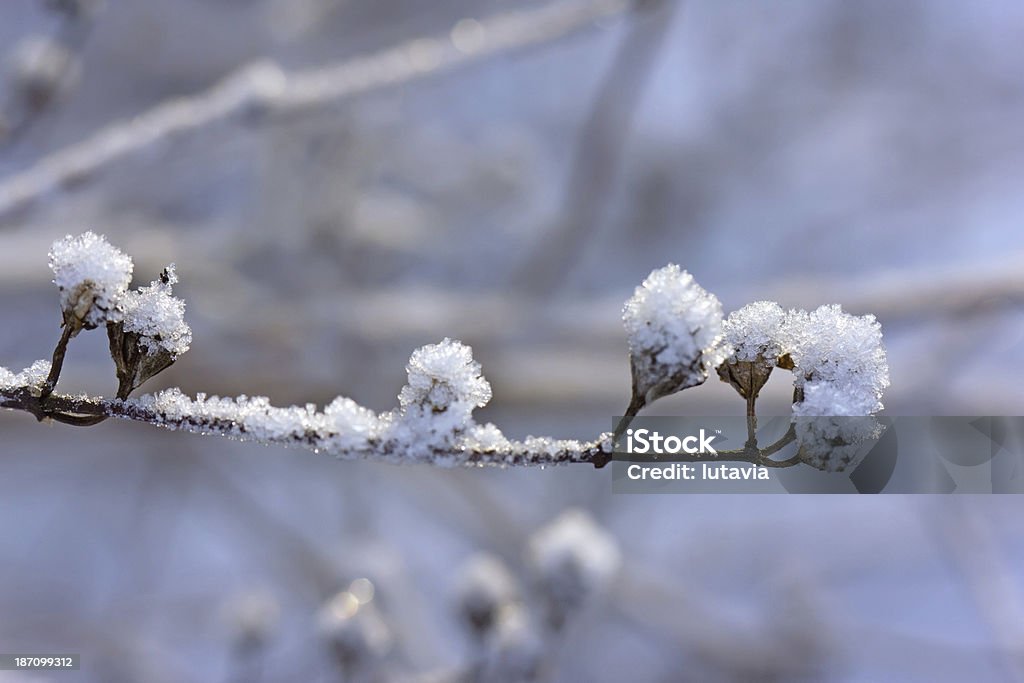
[0,0,632,222]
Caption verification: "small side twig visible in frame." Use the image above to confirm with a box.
[39,322,73,400]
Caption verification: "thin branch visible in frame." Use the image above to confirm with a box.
[0,0,632,221]
[0,384,609,466]
[0,383,805,469]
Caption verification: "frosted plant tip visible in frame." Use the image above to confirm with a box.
[48,231,133,332]
[622,264,729,411]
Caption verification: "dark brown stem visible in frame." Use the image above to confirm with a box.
[613,393,646,440]
[596,393,647,469]
[745,394,758,450]
[39,323,74,400]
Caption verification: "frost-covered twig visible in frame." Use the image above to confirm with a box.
[0,233,889,470]
[0,0,632,221]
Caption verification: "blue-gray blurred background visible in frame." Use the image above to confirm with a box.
[1,0,1023,681]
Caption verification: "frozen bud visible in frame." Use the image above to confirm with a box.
[384,339,492,462]
[479,605,545,683]
[793,382,884,472]
[781,305,889,413]
[399,338,491,417]
[456,554,520,636]
[9,36,80,111]
[108,265,191,399]
[49,232,133,334]
[223,589,280,652]
[718,301,786,400]
[622,265,729,410]
[527,509,620,627]
[317,590,392,671]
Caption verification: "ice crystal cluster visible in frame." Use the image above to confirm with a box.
[128,389,379,451]
[784,304,889,414]
[719,301,889,414]
[48,231,133,331]
[622,264,729,407]
[387,338,493,459]
[118,265,191,358]
[717,301,890,471]
[722,301,787,363]
[0,360,51,392]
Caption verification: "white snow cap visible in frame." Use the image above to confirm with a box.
[49,231,133,329]
[528,509,620,609]
[120,264,192,358]
[793,381,879,417]
[622,264,729,402]
[399,338,492,414]
[784,305,889,414]
[723,301,787,363]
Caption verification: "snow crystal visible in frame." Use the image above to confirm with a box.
[0,360,51,390]
[128,388,380,453]
[323,397,379,451]
[723,301,787,363]
[119,264,192,358]
[793,381,878,417]
[383,339,493,462]
[528,509,620,615]
[49,232,133,330]
[466,422,512,451]
[622,264,729,404]
[399,337,492,414]
[783,305,889,414]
